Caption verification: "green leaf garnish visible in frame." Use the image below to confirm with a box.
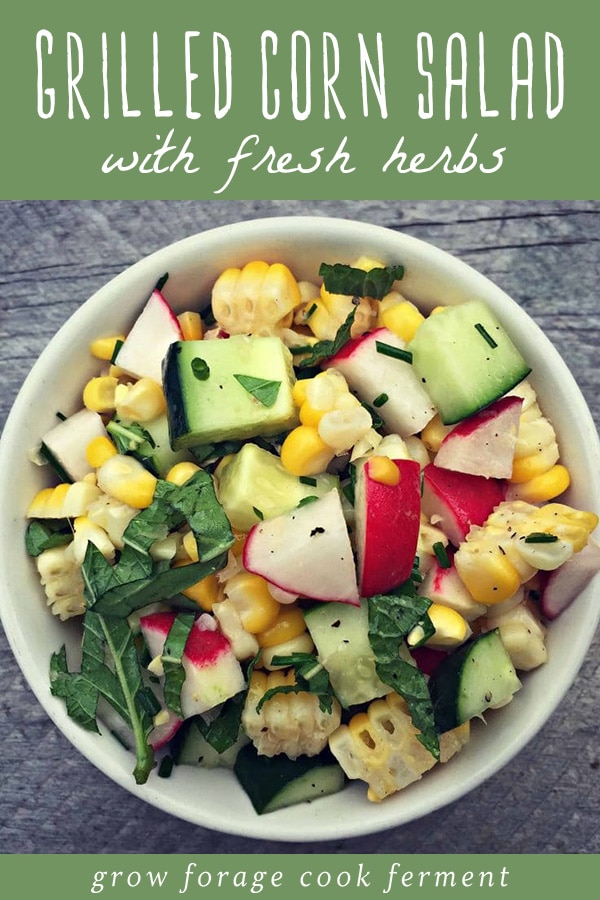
[256,652,336,715]
[191,357,211,381]
[25,519,72,557]
[233,374,281,408]
[195,691,246,753]
[433,542,451,568]
[297,308,356,370]
[319,262,404,300]
[368,577,440,760]
[161,613,196,717]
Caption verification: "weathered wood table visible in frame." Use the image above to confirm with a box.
[1,200,598,853]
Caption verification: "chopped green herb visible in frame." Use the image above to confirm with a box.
[161,612,196,718]
[433,542,451,568]
[55,411,67,422]
[368,577,439,760]
[256,652,336,715]
[474,322,498,349]
[523,532,559,543]
[375,341,413,364]
[319,262,404,300]
[297,309,356,370]
[25,519,72,557]
[289,345,311,356]
[110,339,124,364]
[39,442,72,483]
[373,393,389,408]
[196,691,246,753]
[299,476,318,486]
[233,374,281,408]
[191,357,211,381]
[157,755,174,778]
[297,495,319,508]
[155,272,169,292]
[304,302,318,319]
[253,506,264,521]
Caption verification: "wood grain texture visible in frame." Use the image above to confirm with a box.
[1,200,599,854]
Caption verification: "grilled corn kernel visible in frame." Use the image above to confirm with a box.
[425,604,469,648]
[89,335,126,361]
[280,425,335,476]
[181,571,223,611]
[212,260,301,336]
[85,436,118,468]
[114,377,167,423]
[82,376,118,413]
[507,464,571,503]
[318,406,373,453]
[26,481,101,519]
[421,415,454,454]
[96,454,157,509]
[256,606,306,648]
[165,462,201,486]
[177,311,204,341]
[224,571,281,633]
[510,442,559,483]
[381,300,425,342]
[455,548,522,605]
[367,455,401,486]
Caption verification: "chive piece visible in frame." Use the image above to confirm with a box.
[155,272,169,292]
[304,302,318,319]
[158,755,174,778]
[420,471,424,497]
[297,495,319,508]
[523,532,558,543]
[110,339,124,364]
[433,541,451,568]
[375,341,413,364]
[252,507,264,521]
[191,357,210,381]
[55,411,67,422]
[299,476,318,486]
[474,322,498,349]
[373,393,389,408]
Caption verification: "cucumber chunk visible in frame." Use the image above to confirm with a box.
[429,629,522,733]
[215,442,339,532]
[304,600,389,709]
[408,300,531,424]
[163,336,298,449]
[234,743,345,814]
[174,717,248,769]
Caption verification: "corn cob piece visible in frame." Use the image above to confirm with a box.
[211,260,302,336]
[242,669,341,759]
[454,499,599,604]
[328,692,470,802]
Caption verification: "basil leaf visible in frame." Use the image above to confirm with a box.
[25,519,72,557]
[107,419,156,454]
[233,374,281,408]
[162,613,196,717]
[368,580,440,760]
[196,691,246,753]
[256,652,336,715]
[297,308,356,370]
[319,262,404,300]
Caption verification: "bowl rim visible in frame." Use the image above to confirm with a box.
[1,214,599,842]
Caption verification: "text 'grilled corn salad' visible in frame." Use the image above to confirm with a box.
[25,254,599,814]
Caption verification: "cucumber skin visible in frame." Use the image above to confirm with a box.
[234,744,345,814]
[429,630,521,734]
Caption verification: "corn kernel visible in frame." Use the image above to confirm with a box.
[177,311,204,341]
[85,436,118,468]
[510,443,559,483]
[421,415,454,454]
[89,335,126,361]
[429,306,447,315]
[318,405,372,452]
[261,633,315,669]
[426,604,469,648]
[115,377,166,423]
[82,376,118,413]
[299,401,326,428]
[181,571,223,611]
[292,378,311,407]
[368,455,400,486]
[256,606,306,648]
[381,301,425,342]
[280,425,335,477]
[224,572,281,633]
[352,254,386,272]
[96,454,157,509]
[165,462,201,486]
[182,530,199,561]
[508,464,571,504]
[455,549,522,605]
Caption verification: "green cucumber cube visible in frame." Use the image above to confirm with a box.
[408,300,531,425]
[164,336,298,449]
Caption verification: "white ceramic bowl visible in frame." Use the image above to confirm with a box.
[1,216,599,842]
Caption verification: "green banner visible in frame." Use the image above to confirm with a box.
[1,854,597,898]
[0,0,596,198]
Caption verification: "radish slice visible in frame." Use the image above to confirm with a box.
[434,396,523,479]
[539,539,600,620]
[115,289,183,384]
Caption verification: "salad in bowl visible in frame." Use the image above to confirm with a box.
[4,217,600,839]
